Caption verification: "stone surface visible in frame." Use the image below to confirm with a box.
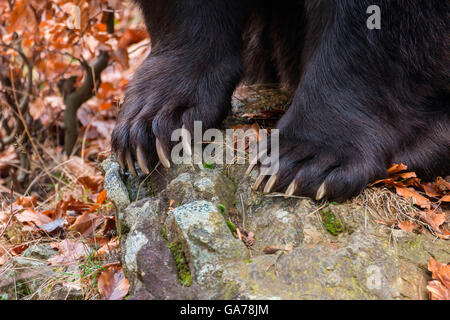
[103,159,450,300]
[0,244,84,300]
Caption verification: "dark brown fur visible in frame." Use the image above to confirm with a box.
[112,0,450,201]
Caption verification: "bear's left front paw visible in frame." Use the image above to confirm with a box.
[249,139,387,202]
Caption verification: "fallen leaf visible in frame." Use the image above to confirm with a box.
[71,213,102,237]
[98,267,129,300]
[397,220,417,233]
[15,209,53,227]
[440,194,450,202]
[96,237,120,258]
[422,182,443,198]
[11,244,28,255]
[14,196,38,208]
[427,280,450,300]
[419,210,446,232]
[0,146,18,173]
[29,97,45,120]
[64,156,98,178]
[0,253,8,266]
[78,175,104,193]
[436,177,450,191]
[387,163,408,174]
[96,190,108,204]
[395,187,431,209]
[428,258,450,288]
[49,240,90,266]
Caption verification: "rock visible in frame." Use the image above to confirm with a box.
[168,201,247,287]
[0,244,83,300]
[102,158,131,211]
[104,158,450,300]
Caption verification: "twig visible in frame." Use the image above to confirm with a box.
[0,182,16,237]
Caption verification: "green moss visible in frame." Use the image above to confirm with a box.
[168,242,192,287]
[321,209,344,236]
[203,162,215,169]
[218,204,226,215]
[161,227,168,241]
[226,220,237,233]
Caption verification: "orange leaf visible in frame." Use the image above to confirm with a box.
[419,210,446,232]
[428,258,450,289]
[395,187,431,209]
[96,190,108,204]
[440,194,450,202]
[387,163,408,174]
[14,196,38,208]
[397,220,417,233]
[436,177,450,191]
[98,267,129,300]
[427,281,450,300]
[422,182,443,198]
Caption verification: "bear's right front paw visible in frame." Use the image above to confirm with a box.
[111,54,243,175]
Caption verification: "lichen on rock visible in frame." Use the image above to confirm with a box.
[103,157,450,300]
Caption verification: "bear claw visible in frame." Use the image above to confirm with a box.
[126,151,138,177]
[263,174,278,194]
[315,182,327,201]
[156,138,171,169]
[136,146,150,175]
[284,180,297,198]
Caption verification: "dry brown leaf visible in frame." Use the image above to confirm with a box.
[78,175,104,193]
[428,258,450,289]
[49,240,90,266]
[71,213,102,237]
[396,172,417,179]
[440,194,450,203]
[29,97,45,120]
[0,145,18,173]
[11,244,28,256]
[0,254,9,266]
[397,220,417,233]
[395,187,431,209]
[422,182,443,198]
[14,195,38,208]
[98,267,129,300]
[0,247,9,266]
[15,209,53,227]
[427,280,450,300]
[64,156,98,178]
[96,237,120,258]
[420,210,446,232]
[387,163,408,174]
[0,210,9,223]
[436,177,450,191]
